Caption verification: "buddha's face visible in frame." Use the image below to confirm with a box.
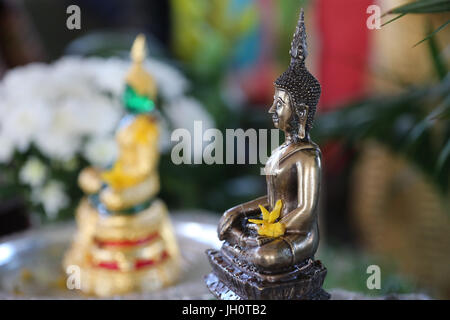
[269,88,292,131]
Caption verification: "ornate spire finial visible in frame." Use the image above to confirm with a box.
[289,8,308,64]
[131,33,146,64]
[274,8,321,135]
[125,34,157,102]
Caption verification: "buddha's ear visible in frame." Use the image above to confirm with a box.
[295,103,308,139]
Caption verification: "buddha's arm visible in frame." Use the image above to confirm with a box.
[100,172,160,211]
[218,195,268,240]
[121,143,159,178]
[141,140,160,173]
[239,195,269,214]
[78,167,102,194]
[280,148,321,232]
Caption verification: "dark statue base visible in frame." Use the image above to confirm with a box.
[205,249,330,300]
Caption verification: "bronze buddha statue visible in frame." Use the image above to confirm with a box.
[205,9,329,300]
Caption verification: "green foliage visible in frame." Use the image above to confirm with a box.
[426,18,449,79]
[382,0,450,46]
[0,146,86,223]
[313,73,450,195]
[414,19,450,47]
[320,246,418,296]
[387,0,450,14]
[315,1,450,197]
[170,0,258,81]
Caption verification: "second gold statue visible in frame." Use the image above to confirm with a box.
[64,35,180,297]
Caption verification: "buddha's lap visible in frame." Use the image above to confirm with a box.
[223,231,317,271]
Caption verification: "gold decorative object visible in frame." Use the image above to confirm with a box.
[64,35,180,297]
[126,34,157,98]
[205,9,329,300]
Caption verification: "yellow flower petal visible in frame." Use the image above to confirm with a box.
[269,199,282,223]
[259,205,270,221]
[251,200,286,237]
[271,222,285,237]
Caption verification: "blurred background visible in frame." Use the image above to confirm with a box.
[0,0,448,298]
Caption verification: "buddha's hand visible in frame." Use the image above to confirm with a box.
[78,167,102,194]
[218,206,242,240]
[248,200,285,238]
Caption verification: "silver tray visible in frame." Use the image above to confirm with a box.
[0,211,430,300]
[0,211,221,299]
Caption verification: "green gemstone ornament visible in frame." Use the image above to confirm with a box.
[123,85,155,113]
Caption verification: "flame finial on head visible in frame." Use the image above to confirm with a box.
[131,33,147,64]
[289,8,307,65]
[125,34,157,101]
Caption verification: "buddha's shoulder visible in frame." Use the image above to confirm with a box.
[291,141,321,157]
[280,141,321,164]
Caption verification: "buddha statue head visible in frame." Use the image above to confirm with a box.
[124,34,158,114]
[269,9,321,142]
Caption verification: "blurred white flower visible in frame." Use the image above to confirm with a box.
[0,55,201,165]
[88,57,127,95]
[165,97,215,161]
[19,157,47,187]
[52,99,85,136]
[165,97,215,132]
[1,63,48,100]
[32,180,69,220]
[0,133,14,163]
[35,129,81,161]
[0,55,208,220]
[146,60,189,101]
[1,100,51,152]
[83,136,118,168]
[79,96,122,136]
[157,115,172,153]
